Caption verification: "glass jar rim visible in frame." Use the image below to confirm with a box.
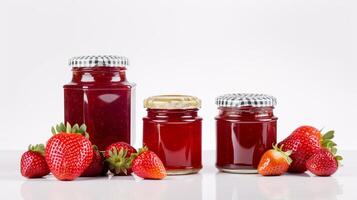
[71,66,127,72]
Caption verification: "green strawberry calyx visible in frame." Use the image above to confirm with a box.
[272,144,293,165]
[129,146,149,160]
[28,144,46,156]
[106,147,132,175]
[320,130,343,165]
[51,122,89,139]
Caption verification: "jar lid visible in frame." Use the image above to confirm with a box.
[215,93,277,108]
[144,95,201,109]
[69,55,129,68]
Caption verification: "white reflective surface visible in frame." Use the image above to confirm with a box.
[1,151,356,200]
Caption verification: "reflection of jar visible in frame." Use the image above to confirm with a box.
[64,55,136,150]
[143,95,202,175]
[215,93,277,173]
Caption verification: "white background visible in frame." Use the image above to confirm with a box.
[1,0,356,151]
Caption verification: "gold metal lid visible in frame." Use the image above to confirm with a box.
[144,95,201,109]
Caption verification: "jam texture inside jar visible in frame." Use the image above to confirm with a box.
[143,95,202,175]
[64,55,135,150]
[215,93,277,173]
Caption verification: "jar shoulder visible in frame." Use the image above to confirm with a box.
[216,107,276,122]
[64,81,136,89]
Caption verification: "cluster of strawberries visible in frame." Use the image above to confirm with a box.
[258,126,342,176]
[20,123,166,181]
[20,123,342,180]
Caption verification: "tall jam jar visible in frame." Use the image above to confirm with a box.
[215,93,277,173]
[64,55,136,151]
[143,95,202,175]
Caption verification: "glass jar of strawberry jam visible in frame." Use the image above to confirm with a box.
[143,95,202,175]
[215,93,277,173]
[64,55,135,151]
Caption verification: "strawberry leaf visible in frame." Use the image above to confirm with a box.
[51,127,56,135]
[323,130,335,140]
[335,155,343,161]
[72,124,80,133]
[66,122,72,133]
[331,147,337,155]
[56,124,61,133]
[80,124,87,132]
[59,123,66,131]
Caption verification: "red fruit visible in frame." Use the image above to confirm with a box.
[105,142,137,175]
[131,147,166,180]
[81,145,108,177]
[46,122,93,181]
[278,126,335,173]
[306,148,342,176]
[258,144,292,176]
[20,144,50,178]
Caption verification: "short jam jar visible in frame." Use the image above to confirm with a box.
[215,93,277,173]
[64,55,136,151]
[143,95,202,175]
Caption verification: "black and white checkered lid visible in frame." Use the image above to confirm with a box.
[69,55,129,68]
[215,93,277,108]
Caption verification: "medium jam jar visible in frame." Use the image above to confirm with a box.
[215,93,277,173]
[143,95,202,175]
[64,55,136,151]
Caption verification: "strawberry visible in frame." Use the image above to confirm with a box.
[131,147,166,180]
[306,148,342,176]
[46,122,93,181]
[278,126,336,173]
[105,142,137,175]
[20,144,50,178]
[81,145,108,177]
[258,144,292,176]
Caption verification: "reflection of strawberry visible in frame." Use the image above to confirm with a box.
[81,145,108,177]
[258,144,292,176]
[306,148,342,176]
[20,144,50,178]
[131,147,166,180]
[46,122,93,181]
[278,126,336,173]
[105,142,137,175]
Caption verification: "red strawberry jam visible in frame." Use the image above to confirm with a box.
[143,95,202,175]
[215,94,277,173]
[64,55,135,150]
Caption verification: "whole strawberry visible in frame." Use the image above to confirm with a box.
[131,147,166,180]
[46,122,93,181]
[105,142,137,175]
[306,148,342,176]
[278,126,335,173]
[81,145,108,177]
[258,144,292,176]
[20,144,50,178]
